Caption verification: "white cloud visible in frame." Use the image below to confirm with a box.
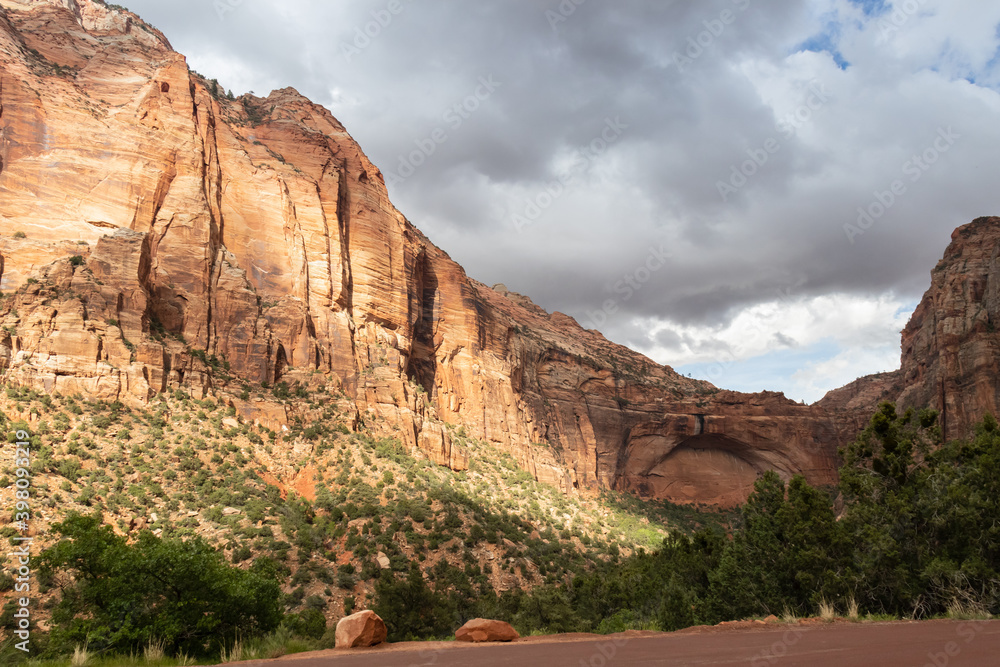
[634,292,912,367]
[789,343,901,401]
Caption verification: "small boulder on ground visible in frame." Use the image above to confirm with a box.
[455,618,519,643]
[335,610,387,649]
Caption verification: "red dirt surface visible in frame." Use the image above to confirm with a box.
[217,618,1000,666]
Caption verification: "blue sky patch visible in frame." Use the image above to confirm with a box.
[676,338,892,405]
[795,32,850,70]
[849,0,889,17]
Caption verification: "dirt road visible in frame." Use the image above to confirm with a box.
[230,619,1000,666]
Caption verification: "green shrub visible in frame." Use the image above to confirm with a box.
[337,571,356,590]
[372,564,453,641]
[38,513,283,657]
[288,607,326,639]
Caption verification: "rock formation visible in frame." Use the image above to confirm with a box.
[0,0,850,506]
[819,217,1000,441]
[334,610,387,649]
[455,618,520,643]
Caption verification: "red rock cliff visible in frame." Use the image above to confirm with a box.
[818,217,1000,440]
[0,0,846,505]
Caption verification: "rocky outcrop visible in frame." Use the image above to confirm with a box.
[895,218,1000,440]
[334,610,387,649]
[818,217,1000,441]
[455,618,520,643]
[613,391,842,506]
[0,0,848,506]
[815,371,903,414]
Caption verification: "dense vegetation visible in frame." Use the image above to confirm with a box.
[0,385,699,662]
[1,395,997,663]
[38,514,282,657]
[489,403,1000,632]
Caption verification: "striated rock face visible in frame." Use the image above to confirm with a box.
[895,218,1000,440]
[818,217,1000,441]
[0,0,848,506]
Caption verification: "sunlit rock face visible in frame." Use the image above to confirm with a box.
[0,0,850,506]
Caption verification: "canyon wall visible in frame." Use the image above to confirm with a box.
[1,0,851,505]
[818,217,1000,442]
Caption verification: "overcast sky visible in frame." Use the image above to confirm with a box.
[117,0,1000,403]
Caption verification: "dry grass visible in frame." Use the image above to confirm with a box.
[946,597,993,620]
[144,639,165,662]
[818,599,837,621]
[219,638,246,663]
[781,607,799,624]
[70,645,90,667]
[846,596,860,621]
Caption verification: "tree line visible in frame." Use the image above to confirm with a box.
[373,403,1000,637]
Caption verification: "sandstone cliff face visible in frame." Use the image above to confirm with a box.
[818,217,1000,441]
[896,218,1000,440]
[0,0,846,505]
